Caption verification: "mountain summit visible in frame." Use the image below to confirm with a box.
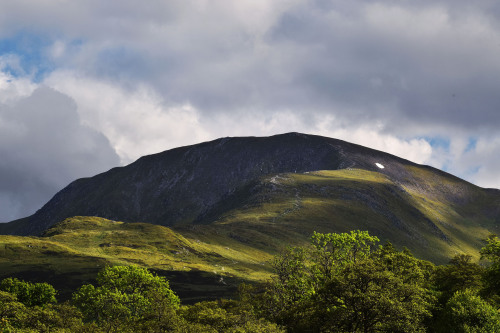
[2,133,421,234]
[1,132,499,262]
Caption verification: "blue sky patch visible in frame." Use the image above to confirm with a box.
[0,32,54,82]
[465,137,478,153]
[427,136,450,150]
[419,136,451,171]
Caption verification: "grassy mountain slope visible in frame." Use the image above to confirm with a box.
[1,133,499,301]
[192,168,500,263]
[2,132,466,236]
[0,216,273,302]
[1,167,499,302]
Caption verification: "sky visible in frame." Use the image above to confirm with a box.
[1,0,500,221]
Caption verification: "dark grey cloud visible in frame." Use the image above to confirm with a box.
[254,1,500,129]
[0,87,119,221]
[100,0,499,134]
[3,0,498,130]
[1,0,500,209]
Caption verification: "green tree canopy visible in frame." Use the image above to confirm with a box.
[438,289,500,333]
[72,265,179,332]
[179,299,284,332]
[0,277,56,307]
[480,234,500,305]
[256,231,436,332]
[433,254,484,303]
[480,234,500,263]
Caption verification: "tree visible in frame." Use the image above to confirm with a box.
[0,289,84,332]
[438,289,500,333]
[0,277,56,307]
[72,265,180,332]
[433,254,484,303]
[310,230,379,284]
[262,245,314,327]
[480,234,500,305]
[179,299,284,332]
[481,234,500,262]
[314,246,434,332]
[257,231,435,332]
[0,290,28,331]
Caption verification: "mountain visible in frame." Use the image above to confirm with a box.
[1,132,500,263]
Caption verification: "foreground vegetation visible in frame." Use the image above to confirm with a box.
[1,231,500,332]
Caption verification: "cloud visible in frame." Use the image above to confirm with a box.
[1,0,500,220]
[0,82,119,221]
[201,110,434,164]
[452,136,500,189]
[0,56,36,101]
[44,70,434,166]
[2,1,499,130]
[45,71,210,164]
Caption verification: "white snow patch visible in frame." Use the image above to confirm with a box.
[375,163,385,169]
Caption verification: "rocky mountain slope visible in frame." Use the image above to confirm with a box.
[1,132,499,263]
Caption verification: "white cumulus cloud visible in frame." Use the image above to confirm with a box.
[0,82,119,221]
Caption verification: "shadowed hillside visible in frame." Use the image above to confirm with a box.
[1,133,500,300]
[5,132,498,237]
[1,132,499,261]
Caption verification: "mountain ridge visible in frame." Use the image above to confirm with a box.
[1,132,500,301]
[1,132,444,235]
[0,132,499,264]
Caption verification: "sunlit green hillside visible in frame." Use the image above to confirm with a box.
[0,216,273,302]
[1,167,498,302]
[186,167,499,263]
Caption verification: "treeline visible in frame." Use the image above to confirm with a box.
[1,231,500,332]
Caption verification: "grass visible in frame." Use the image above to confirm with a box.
[198,169,497,263]
[0,168,498,302]
[0,216,275,302]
